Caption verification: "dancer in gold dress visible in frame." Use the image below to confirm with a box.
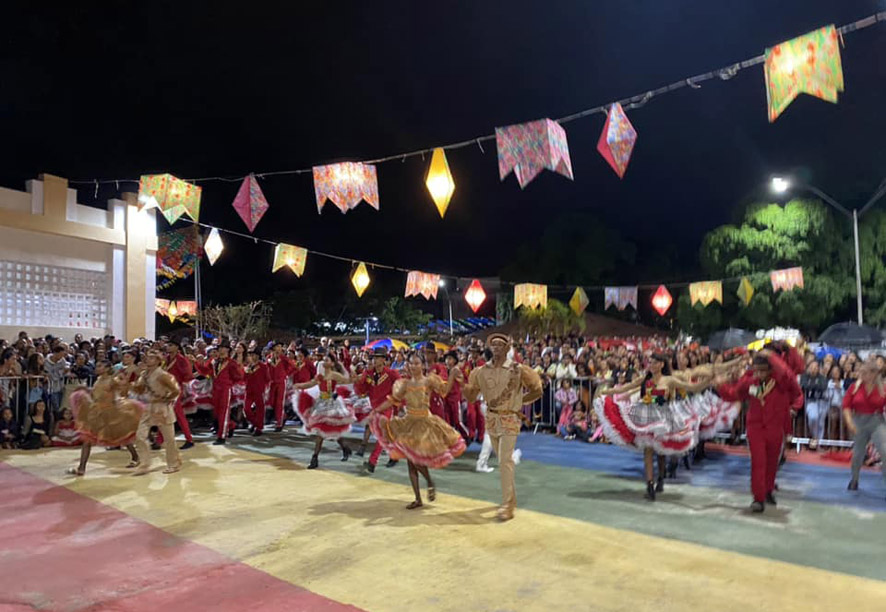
[371,354,466,509]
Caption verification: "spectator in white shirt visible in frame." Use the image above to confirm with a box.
[555,354,578,381]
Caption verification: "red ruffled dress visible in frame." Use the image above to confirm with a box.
[295,376,355,439]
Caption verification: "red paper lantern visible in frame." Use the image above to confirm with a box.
[464,279,486,313]
[651,285,672,316]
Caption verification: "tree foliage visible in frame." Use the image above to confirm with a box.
[517,299,585,336]
[198,300,272,341]
[379,297,432,335]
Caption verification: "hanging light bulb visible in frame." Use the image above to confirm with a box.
[203,228,224,265]
[425,148,455,218]
[351,262,371,297]
[464,279,486,313]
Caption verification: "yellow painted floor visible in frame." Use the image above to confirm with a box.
[4,444,886,612]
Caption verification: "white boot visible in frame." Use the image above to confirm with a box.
[476,432,494,472]
[512,448,522,465]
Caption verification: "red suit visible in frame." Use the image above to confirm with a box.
[428,362,448,420]
[244,362,270,432]
[463,359,486,442]
[196,357,245,440]
[444,368,469,439]
[267,354,295,429]
[718,353,802,503]
[354,367,400,467]
[164,353,194,443]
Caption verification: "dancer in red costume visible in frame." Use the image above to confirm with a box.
[267,341,294,432]
[163,340,195,449]
[717,349,802,512]
[442,351,469,440]
[244,350,270,436]
[424,345,448,420]
[294,353,356,469]
[195,339,245,445]
[463,347,486,444]
[354,347,400,472]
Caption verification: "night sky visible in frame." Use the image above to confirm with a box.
[3,1,885,308]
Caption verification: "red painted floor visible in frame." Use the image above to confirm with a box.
[705,442,876,470]
[0,463,363,612]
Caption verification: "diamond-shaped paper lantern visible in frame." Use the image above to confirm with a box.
[764,25,843,122]
[689,281,723,307]
[464,279,486,313]
[138,174,202,224]
[405,271,440,300]
[514,283,547,310]
[569,287,589,315]
[651,285,672,316]
[232,174,270,233]
[770,267,804,292]
[425,148,455,218]
[313,162,379,214]
[272,243,307,276]
[351,262,370,297]
[597,103,637,179]
[737,277,755,306]
[203,228,224,266]
[495,118,574,189]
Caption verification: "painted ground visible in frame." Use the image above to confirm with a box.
[3,429,886,612]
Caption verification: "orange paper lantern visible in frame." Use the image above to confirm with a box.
[651,285,672,316]
[464,279,486,313]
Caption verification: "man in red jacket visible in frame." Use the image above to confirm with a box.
[443,351,469,440]
[425,344,448,419]
[244,350,270,436]
[463,347,486,443]
[267,341,294,432]
[354,347,400,472]
[163,340,195,449]
[717,349,802,512]
[195,339,245,445]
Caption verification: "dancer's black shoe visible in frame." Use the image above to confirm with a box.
[645,481,656,501]
[848,479,859,491]
[273,426,284,433]
[212,438,225,446]
[765,492,777,506]
[308,454,319,469]
[750,501,765,513]
[355,445,365,457]
[252,430,263,437]
[180,441,194,450]
[682,456,691,471]
[365,462,375,473]
[666,463,677,479]
[385,459,398,468]
[655,477,664,493]
[341,446,352,462]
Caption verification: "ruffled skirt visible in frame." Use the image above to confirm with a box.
[71,389,143,446]
[296,395,354,439]
[691,391,741,440]
[593,395,700,456]
[346,396,373,425]
[370,411,466,468]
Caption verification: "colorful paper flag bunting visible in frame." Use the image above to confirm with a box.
[604,286,638,311]
[514,283,547,310]
[764,25,844,122]
[770,267,804,292]
[137,174,201,224]
[272,243,308,276]
[232,174,270,233]
[569,287,589,315]
[737,277,755,306]
[597,103,637,179]
[405,271,441,300]
[689,281,723,306]
[464,279,487,313]
[155,299,198,323]
[651,285,673,316]
[156,226,202,289]
[495,118,574,189]
[313,162,379,214]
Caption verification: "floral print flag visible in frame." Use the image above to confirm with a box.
[405,271,440,300]
[138,174,202,224]
[770,267,804,292]
[597,103,637,179]
[232,174,270,233]
[514,283,548,310]
[495,119,574,189]
[313,162,379,214]
[689,281,723,306]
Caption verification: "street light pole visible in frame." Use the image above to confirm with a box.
[438,280,453,339]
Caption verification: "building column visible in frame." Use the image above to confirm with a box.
[123,192,149,340]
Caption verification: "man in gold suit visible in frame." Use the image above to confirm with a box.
[465,333,542,521]
[133,349,183,475]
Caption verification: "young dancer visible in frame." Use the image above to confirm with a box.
[294,353,356,469]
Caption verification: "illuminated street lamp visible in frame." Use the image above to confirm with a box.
[438,279,454,338]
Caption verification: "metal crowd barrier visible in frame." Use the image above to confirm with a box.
[0,375,95,424]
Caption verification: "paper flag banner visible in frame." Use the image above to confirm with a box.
[313,162,380,213]
[689,281,723,306]
[597,103,637,179]
[405,271,441,300]
[155,299,198,323]
[737,277,755,306]
[569,287,589,315]
[464,279,486,313]
[232,174,270,233]
[764,25,844,122]
[203,228,224,266]
[425,148,456,218]
[604,286,638,311]
[770,267,804,292]
[157,226,202,288]
[651,285,673,316]
[495,118,574,189]
[514,283,548,310]
[138,174,202,224]
[272,243,308,276]
[351,262,370,297]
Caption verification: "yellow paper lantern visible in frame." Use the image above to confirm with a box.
[272,243,307,276]
[203,228,224,266]
[351,262,371,297]
[425,148,455,218]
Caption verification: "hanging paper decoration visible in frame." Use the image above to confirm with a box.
[495,118,574,189]
[425,148,456,218]
[604,286,638,311]
[737,277,755,306]
[597,103,637,179]
[155,299,198,324]
[514,283,547,310]
[313,162,379,214]
[272,243,308,276]
[689,281,723,306]
[203,228,224,266]
[351,262,371,297]
[569,287,589,315]
[764,25,844,122]
[137,174,202,224]
[464,279,487,313]
[156,226,202,290]
[405,271,440,300]
[651,285,673,316]
[231,174,270,233]
[770,267,804,292]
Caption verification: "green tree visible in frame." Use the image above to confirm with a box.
[517,299,585,336]
[379,297,432,335]
[198,300,272,341]
[857,209,886,325]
